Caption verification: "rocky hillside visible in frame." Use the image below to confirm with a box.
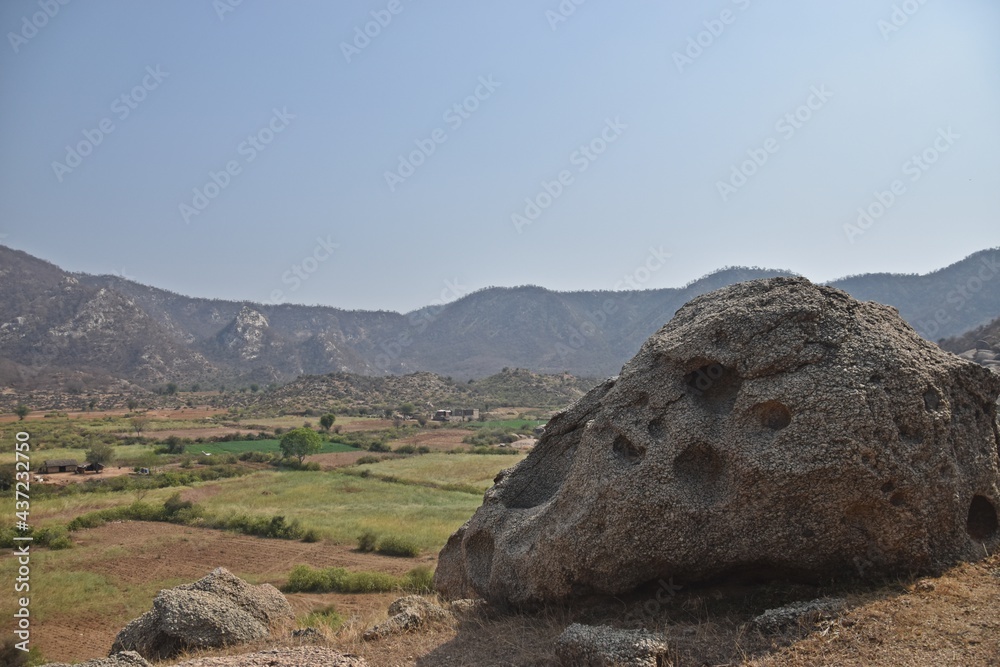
[941,314,1000,354]
[1,245,998,390]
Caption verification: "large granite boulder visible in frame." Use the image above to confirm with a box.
[436,278,1000,606]
[110,568,294,660]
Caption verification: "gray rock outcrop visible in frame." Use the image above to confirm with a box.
[436,278,1000,606]
[554,624,671,667]
[41,651,151,667]
[751,597,846,633]
[362,595,451,641]
[110,567,294,660]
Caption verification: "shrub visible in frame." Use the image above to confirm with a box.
[357,530,378,552]
[376,535,420,558]
[368,442,391,453]
[33,526,73,550]
[355,455,381,465]
[402,566,435,593]
[470,446,521,456]
[283,565,434,595]
[394,444,417,454]
[300,603,343,631]
[0,636,44,666]
[163,492,195,518]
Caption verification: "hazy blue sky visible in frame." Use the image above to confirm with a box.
[1,0,997,312]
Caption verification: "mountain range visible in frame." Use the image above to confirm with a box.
[0,245,997,391]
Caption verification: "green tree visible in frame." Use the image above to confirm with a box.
[398,402,416,417]
[129,415,150,437]
[86,441,115,466]
[126,398,139,411]
[319,413,336,432]
[280,428,322,464]
[250,383,260,393]
[165,382,178,395]
[14,404,29,420]
[163,435,186,454]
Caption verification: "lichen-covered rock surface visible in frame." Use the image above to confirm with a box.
[436,278,1000,606]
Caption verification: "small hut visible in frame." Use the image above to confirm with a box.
[40,459,79,474]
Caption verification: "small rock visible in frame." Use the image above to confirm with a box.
[110,567,294,660]
[752,597,846,633]
[362,596,451,641]
[40,651,151,667]
[915,579,936,592]
[554,623,671,667]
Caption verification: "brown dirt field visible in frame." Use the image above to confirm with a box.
[138,426,254,439]
[310,450,374,469]
[388,429,473,452]
[33,466,135,487]
[34,521,429,663]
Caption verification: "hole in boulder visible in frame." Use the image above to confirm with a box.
[684,362,742,413]
[673,441,724,487]
[967,496,999,541]
[753,401,792,430]
[647,418,665,441]
[881,481,895,493]
[923,388,941,412]
[613,434,645,463]
[889,492,906,507]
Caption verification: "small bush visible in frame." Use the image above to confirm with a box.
[355,455,381,465]
[0,636,44,666]
[283,564,434,595]
[402,566,435,593]
[368,442,391,453]
[300,603,343,631]
[376,535,420,558]
[357,530,378,552]
[394,444,417,454]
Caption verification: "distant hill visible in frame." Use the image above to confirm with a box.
[0,244,997,390]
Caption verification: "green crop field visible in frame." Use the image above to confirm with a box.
[194,439,359,455]
[355,453,526,491]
